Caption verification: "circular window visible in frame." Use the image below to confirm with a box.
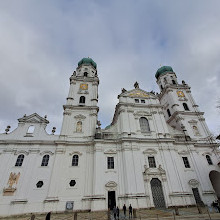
[36,181,44,188]
[69,180,76,187]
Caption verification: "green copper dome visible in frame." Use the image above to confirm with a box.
[78,57,97,69]
[155,66,173,79]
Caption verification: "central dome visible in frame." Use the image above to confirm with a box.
[78,57,97,69]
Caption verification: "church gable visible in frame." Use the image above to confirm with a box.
[120,88,156,99]
[18,113,49,124]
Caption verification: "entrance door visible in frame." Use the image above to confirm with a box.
[150,178,166,208]
[108,191,116,210]
[209,170,220,200]
[192,188,204,205]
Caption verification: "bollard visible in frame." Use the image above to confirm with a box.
[133,208,137,218]
[174,206,179,215]
[197,205,202,214]
[173,212,176,220]
[74,212,77,220]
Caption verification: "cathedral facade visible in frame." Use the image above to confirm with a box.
[0,58,219,216]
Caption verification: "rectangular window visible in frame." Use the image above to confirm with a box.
[141,100,145,103]
[148,156,156,168]
[182,157,190,168]
[107,157,114,169]
[135,99,139,103]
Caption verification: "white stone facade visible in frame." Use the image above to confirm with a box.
[0,60,219,217]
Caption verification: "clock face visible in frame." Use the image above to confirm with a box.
[177,91,185,97]
[80,83,88,90]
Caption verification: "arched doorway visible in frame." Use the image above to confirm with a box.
[209,170,220,200]
[150,178,166,208]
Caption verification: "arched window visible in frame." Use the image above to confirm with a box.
[167,109,171,117]
[139,117,150,132]
[172,80,176,85]
[84,72,88,77]
[206,155,213,165]
[183,103,189,111]
[160,85,163,90]
[27,125,35,133]
[76,121,82,132]
[79,96,85,104]
[72,155,79,166]
[41,155,50,166]
[15,154,24,166]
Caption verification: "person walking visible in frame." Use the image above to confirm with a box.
[123,204,126,217]
[113,206,117,220]
[129,204,132,218]
[116,206,119,219]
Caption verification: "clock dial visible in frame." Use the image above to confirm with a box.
[177,91,185,97]
[80,83,88,90]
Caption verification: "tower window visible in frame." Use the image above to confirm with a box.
[135,99,139,103]
[161,85,163,90]
[41,155,50,166]
[139,117,150,132]
[167,109,171,117]
[79,96,85,104]
[72,155,79,166]
[36,181,44,188]
[107,157,114,169]
[206,155,213,165]
[172,80,176,85]
[183,103,189,111]
[148,156,156,168]
[141,100,145,103]
[15,154,24,167]
[84,72,88,77]
[182,157,190,168]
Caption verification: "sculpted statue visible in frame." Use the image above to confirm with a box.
[7,172,20,188]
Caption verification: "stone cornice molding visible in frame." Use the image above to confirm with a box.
[143,165,166,182]
[40,151,54,156]
[14,150,29,156]
[202,152,212,156]
[105,181,117,188]
[69,151,82,156]
[178,150,190,155]
[74,114,86,120]
[18,113,49,124]
[143,148,157,155]
[104,149,117,154]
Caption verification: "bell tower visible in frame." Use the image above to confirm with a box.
[156,66,211,140]
[60,58,99,139]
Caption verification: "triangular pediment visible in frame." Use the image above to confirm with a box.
[120,88,156,99]
[18,113,49,124]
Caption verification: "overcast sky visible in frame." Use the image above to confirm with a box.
[0,0,219,135]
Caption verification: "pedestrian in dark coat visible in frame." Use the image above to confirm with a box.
[123,204,126,216]
[116,206,119,219]
[113,206,117,220]
[129,204,132,218]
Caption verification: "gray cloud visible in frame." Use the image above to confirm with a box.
[0,0,219,135]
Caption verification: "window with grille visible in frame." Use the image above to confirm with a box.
[107,157,114,169]
[72,155,79,166]
[139,117,150,132]
[41,155,50,166]
[15,154,24,166]
[135,99,139,103]
[141,100,145,103]
[206,155,213,165]
[148,157,156,168]
[182,157,190,168]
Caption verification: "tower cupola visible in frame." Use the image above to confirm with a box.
[156,66,178,91]
[78,57,97,69]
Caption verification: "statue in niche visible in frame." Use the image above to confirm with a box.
[193,126,200,135]
[76,121,82,132]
